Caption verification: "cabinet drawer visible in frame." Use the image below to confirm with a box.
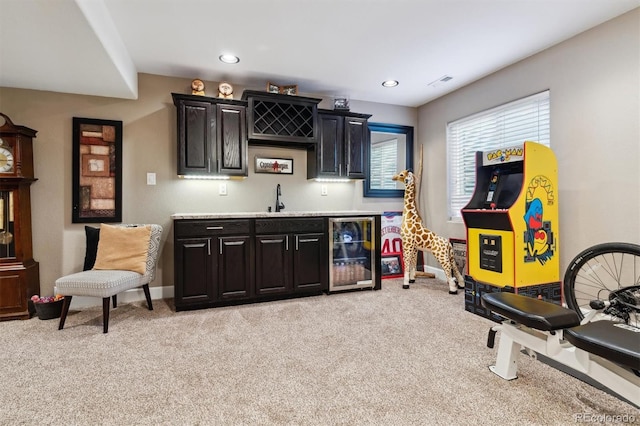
[255,218,324,234]
[175,220,251,237]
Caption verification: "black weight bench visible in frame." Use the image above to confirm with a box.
[482,292,640,370]
[480,291,640,407]
[481,292,580,331]
[565,321,640,371]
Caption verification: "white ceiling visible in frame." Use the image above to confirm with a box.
[1,0,638,107]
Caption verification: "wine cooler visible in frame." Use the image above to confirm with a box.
[329,217,375,291]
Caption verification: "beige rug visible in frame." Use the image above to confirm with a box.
[1,277,638,425]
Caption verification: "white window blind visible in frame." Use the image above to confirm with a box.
[370,138,398,190]
[447,91,550,219]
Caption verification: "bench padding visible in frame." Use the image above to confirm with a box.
[564,321,640,370]
[481,292,580,331]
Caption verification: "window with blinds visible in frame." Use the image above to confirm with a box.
[370,138,398,190]
[446,91,550,220]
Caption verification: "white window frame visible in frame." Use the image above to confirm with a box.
[446,91,550,220]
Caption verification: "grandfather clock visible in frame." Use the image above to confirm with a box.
[0,113,40,321]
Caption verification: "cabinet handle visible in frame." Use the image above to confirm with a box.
[208,158,211,173]
[295,235,298,251]
[207,239,211,256]
[339,163,342,176]
[286,235,289,251]
[299,238,319,243]
[219,239,223,255]
[206,226,224,230]
[261,239,284,243]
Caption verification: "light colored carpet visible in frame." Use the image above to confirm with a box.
[1,278,638,425]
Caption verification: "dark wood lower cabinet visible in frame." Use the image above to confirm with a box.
[174,217,328,311]
[255,234,292,296]
[255,231,327,296]
[218,236,252,300]
[292,233,326,291]
[174,237,215,307]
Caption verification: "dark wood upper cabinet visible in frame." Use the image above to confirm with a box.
[172,93,248,177]
[307,110,371,179]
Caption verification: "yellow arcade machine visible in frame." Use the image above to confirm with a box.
[462,141,560,320]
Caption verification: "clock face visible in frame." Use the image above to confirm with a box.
[219,82,233,96]
[0,146,14,173]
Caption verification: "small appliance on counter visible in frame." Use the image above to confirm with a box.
[329,217,375,291]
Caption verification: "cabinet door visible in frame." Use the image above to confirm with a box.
[218,236,252,300]
[217,104,247,176]
[316,113,344,177]
[344,117,368,178]
[293,233,327,292]
[177,100,215,175]
[255,234,292,295]
[174,237,216,309]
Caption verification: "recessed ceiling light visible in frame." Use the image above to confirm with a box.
[382,80,399,88]
[219,54,240,64]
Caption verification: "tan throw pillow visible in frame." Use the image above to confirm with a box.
[93,224,151,274]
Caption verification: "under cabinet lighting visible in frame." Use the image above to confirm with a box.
[180,175,231,180]
[381,80,399,87]
[219,54,240,64]
[315,178,353,183]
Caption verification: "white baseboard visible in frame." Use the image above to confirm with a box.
[422,265,446,281]
[53,285,175,309]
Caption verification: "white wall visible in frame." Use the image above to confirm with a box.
[417,9,640,273]
[0,75,414,296]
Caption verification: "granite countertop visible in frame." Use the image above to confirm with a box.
[171,211,382,219]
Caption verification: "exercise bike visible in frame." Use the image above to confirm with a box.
[481,242,640,407]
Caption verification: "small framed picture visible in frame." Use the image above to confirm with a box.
[281,85,298,95]
[449,238,467,276]
[381,252,404,279]
[333,97,350,111]
[267,82,280,93]
[267,82,298,95]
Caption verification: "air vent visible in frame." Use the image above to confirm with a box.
[428,75,453,88]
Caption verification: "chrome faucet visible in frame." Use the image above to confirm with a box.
[275,184,285,212]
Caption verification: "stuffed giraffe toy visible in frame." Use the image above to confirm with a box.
[392,170,465,294]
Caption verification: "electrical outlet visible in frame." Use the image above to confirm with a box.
[219,183,227,195]
[321,184,328,196]
[146,172,156,185]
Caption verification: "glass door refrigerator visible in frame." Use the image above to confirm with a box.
[329,217,375,291]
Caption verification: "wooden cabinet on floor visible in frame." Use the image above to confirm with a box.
[174,216,331,311]
[255,218,327,296]
[174,219,252,311]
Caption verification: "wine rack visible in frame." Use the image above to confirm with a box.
[242,90,321,145]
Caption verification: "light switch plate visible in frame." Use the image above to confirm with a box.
[321,185,328,196]
[146,172,156,185]
[219,183,227,195]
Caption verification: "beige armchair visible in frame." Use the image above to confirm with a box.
[55,224,163,333]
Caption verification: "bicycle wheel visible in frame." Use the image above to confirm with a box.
[563,242,640,326]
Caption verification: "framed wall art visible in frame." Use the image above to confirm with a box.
[254,156,293,174]
[72,117,122,223]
